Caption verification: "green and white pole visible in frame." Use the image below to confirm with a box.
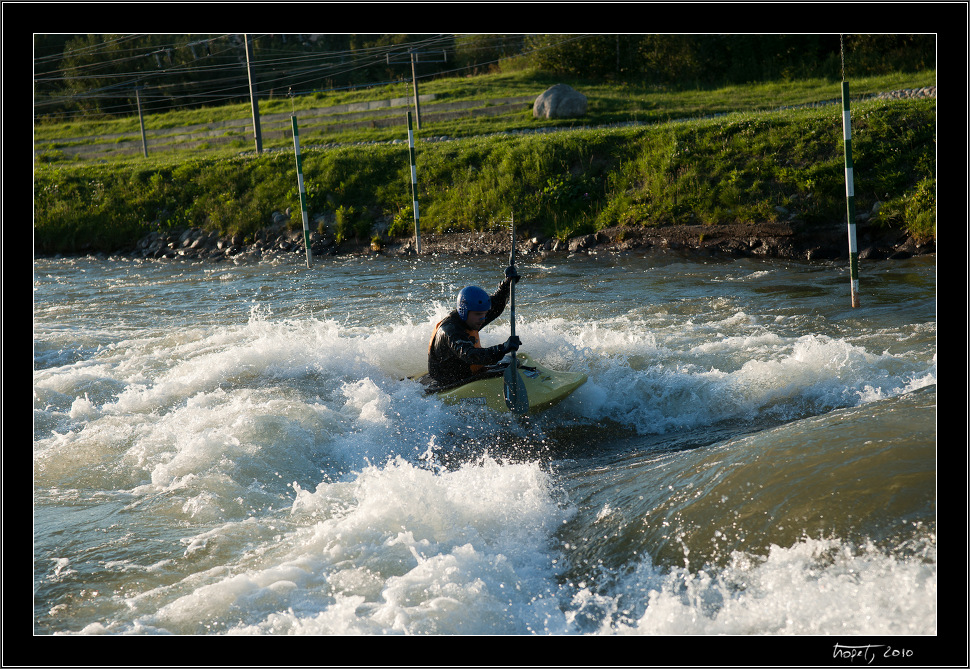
[291,116,313,268]
[407,111,421,254]
[841,81,860,307]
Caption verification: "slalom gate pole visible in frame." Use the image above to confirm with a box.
[841,81,860,308]
[291,116,313,268]
[407,111,421,254]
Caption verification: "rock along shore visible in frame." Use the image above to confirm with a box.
[106,216,933,265]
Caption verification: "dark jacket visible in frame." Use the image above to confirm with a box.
[428,278,513,385]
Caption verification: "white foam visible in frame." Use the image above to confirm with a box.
[542,322,937,434]
[133,456,573,635]
[611,537,937,635]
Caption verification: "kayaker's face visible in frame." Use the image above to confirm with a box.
[465,310,488,329]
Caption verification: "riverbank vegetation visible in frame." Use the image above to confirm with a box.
[33,36,936,256]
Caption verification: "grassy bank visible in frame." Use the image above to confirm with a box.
[33,68,935,151]
[33,72,936,255]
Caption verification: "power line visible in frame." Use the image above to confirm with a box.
[33,34,597,120]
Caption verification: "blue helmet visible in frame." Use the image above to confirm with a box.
[457,286,490,321]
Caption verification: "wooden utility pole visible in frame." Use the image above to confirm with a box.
[134,87,148,158]
[245,34,262,153]
[386,48,447,130]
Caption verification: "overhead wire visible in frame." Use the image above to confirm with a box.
[35,33,596,120]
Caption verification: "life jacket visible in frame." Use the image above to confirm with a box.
[429,318,485,373]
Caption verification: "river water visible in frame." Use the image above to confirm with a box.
[33,248,937,646]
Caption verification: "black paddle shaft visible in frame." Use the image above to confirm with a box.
[503,214,529,414]
[509,216,516,337]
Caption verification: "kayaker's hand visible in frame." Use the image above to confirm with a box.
[505,266,520,283]
[503,336,521,352]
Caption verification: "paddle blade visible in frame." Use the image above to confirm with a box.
[503,356,529,414]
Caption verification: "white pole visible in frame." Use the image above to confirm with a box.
[407,111,421,254]
[291,116,312,268]
[841,81,860,308]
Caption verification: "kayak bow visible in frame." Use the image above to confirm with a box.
[416,352,587,415]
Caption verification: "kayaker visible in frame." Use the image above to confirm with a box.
[428,266,522,386]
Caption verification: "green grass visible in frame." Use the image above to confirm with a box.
[33,68,936,151]
[33,69,936,254]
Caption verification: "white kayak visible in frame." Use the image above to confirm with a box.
[415,352,587,414]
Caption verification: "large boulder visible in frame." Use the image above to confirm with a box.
[533,84,587,119]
